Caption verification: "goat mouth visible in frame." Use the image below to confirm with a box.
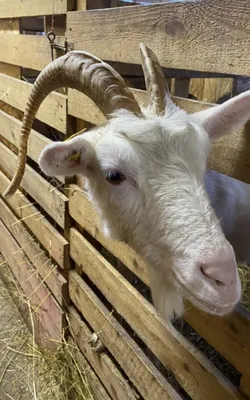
[171,272,237,316]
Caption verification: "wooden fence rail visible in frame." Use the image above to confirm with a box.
[0,1,250,399]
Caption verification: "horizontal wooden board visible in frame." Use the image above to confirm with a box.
[0,141,68,228]
[68,186,250,376]
[0,0,74,18]
[0,34,65,71]
[69,277,181,400]
[0,197,67,306]
[68,88,250,184]
[67,1,250,76]
[0,73,67,133]
[68,306,140,400]
[0,219,63,344]
[68,336,111,400]
[70,228,243,400]
[0,110,65,183]
[0,171,68,269]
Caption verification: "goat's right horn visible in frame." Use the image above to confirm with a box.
[139,43,171,115]
[3,50,142,199]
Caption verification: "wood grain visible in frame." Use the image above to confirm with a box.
[0,73,67,133]
[0,198,67,306]
[68,306,140,400]
[0,141,68,228]
[70,228,244,400]
[0,34,65,71]
[68,186,250,378]
[67,1,250,76]
[68,88,250,184]
[68,335,112,400]
[0,219,63,344]
[68,280,179,400]
[0,110,65,184]
[0,171,68,269]
[0,0,74,18]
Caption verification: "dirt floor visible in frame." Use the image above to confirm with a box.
[0,277,63,400]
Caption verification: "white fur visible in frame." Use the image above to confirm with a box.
[38,90,250,323]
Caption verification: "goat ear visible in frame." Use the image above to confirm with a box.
[192,90,250,139]
[38,136,95,177]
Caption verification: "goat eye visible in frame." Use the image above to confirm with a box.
[106,170,125,184]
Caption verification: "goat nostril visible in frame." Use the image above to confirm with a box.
[215,279,225,287]
[200,266,225,287]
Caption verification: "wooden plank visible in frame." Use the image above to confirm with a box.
[0,219,63,344]
[0,254,57,349]
[70,228,243,400]
[0,0,74,18]
[0,73,67,133]
[0,197,67,307]
[67,2,250,76]
[68,186,250,378]
[68,88,250,184]
[69,307,139,400]
[68,280,181,400]
[240,375,250,399]
[0,141,68,228]
[0,111,65,184]
[68,336,112,400]
[0,171,68,269]
[202,78,233,104]
[0,34,65,71]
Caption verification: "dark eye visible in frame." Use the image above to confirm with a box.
[106,170,125,184]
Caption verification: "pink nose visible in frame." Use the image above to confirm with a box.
[200,248,237,287]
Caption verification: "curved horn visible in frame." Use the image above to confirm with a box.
[139,43,171,115]
[3,51,142,199]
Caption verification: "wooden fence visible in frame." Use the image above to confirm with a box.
[0,1,250,399]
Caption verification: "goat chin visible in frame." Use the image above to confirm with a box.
[155,290,184,322]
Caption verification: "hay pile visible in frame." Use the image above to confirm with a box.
[0,261,93,400]
[238,264,250,312]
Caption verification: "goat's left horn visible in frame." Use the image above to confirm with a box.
[3,50,142,199]
[139,43,171,115]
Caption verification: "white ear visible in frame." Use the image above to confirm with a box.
[38,136,96,177]
[192,90,250,139]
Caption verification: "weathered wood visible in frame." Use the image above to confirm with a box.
[68,186,250,378]
[69,306,140,400]
[0,73,67,133]
[240,374,250,399]
[190,78,234,104]
[184,305,250,376]
[0,0,74,18]
[68,336,112,400]
[0,110,64,184]
[0,141,68,228]
[0,254,58,349]
[67,1,250,76]
[0,34,65,71]
[70,228,243,400]
[0,171,68,269]
[0,197,67,307]
[0,219,63,344]
[69,278,181,400]
[68,88,250,184]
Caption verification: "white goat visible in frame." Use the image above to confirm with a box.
[3,44,250,322]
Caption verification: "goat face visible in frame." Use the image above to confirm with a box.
[39,96,245,321]
[6,44,246,322]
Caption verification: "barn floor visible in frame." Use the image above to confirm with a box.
[0,277,63,400]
